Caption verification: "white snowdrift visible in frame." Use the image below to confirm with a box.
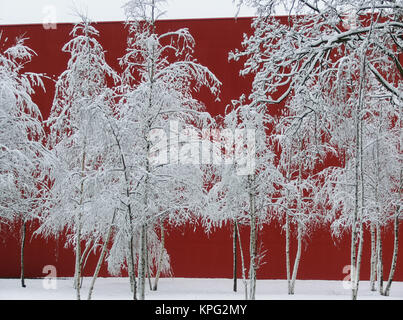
[0,278,402,300]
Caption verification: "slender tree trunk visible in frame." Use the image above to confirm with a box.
[383,213,400,296]
[127,235,137,299]
[139,3,155,299]
[354,89,367,297]
[351,55,366,301]
[351,66,365,300]
[355,223,364,295]
[79,240,93,289]
[376,224,384,295]
[370,223,377,291]
[147,266,152,291]
[233,219,238,292]
[74,147,87,300]
[138,224,147,300]
[289,141,305,295]
[20,220,26,288]
[145,230,153,291]
[370,131,381,292]
[126,201,137,298]
[110,126,137,300]
[290,222,302,295]
[285,213,291,294]
[351,210,358,299]
[153,219,165,291]
[74,211,82,300]
[249,212,257,300]
[236,222,248,300]
[351,129,359,301]
[384,172,402,296]
[87,210,116,300]
[248,174,257,300]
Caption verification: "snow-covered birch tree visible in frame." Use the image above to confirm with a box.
[109,0,220,300]
[358,78,401,296]
[37,17,119,300]
[315,58,401,299]
[205,99,282,300]
[273,94,334,294]
[231,0,402,300]
[0,34,50,288]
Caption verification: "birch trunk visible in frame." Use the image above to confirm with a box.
[370,130,381,292]
[233,219,238,292]
[20,220,26,288]
[236,222,248,300]
[79,240,93,289]
[248,174,257,300]
[285,213,291,294]
[284,152,293,295]
[351,203,358,300]
[146,230,153,291]
[110,126,137,299]
[127,235,137,299]
[138,224,147,300]
[354,123,366,297]
[351,130,359,301]
[153,219,165,291]
[383,213,400,296]
[354,223,364,295]
[376,224,384,295]
[351,55,366,301]
[87,210,116,300]
[290,222,302,295]
[384,172,402,296]
[74,211,82,300]
[125,202,137,297]
[74,146,87,300]
[370,223,377,291]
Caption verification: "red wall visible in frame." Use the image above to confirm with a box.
[0,18,401,281]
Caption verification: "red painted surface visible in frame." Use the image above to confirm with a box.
[0,18,401,281]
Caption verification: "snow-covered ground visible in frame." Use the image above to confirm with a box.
[0,277,402,300]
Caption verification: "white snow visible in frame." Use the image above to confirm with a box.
[0,278,402,300]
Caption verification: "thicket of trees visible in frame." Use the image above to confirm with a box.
[0,0,401,300]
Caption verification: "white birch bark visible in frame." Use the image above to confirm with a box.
[87,210,116,300]
[384,212,400,296]
[370,223,377,291]
[285,213,291,294]
[355,223,364,295]
[351,52,367,301]
[290,222,302,295]
[354,114,366,297]
[74,210,82,300]
[138,223,147,300]
[248,174,257,300]
[74,150,86,300]
[146,231,153,291]
[383,170,402,296]
[236,222,248,300]
[79,240,94,289]
[110,125,137,299]
[376,224,384,295]
[127,236,137,299]
[153,219,165,291]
